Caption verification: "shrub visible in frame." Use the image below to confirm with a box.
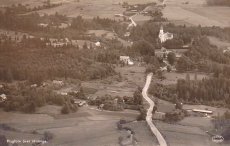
[61,104,70,114]
[43,131,54,141]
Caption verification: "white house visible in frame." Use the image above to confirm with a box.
[95,41,101,47]
[0,94,7,102]
[120,56,134,65]
[159,25,173,43]
[52,80,63,85]
[30,84,37,88]
[120,56,130,63]
[60,92,68,96]
[115,14,124,17]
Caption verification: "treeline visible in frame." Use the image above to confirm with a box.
[207,0,230,6]
[0,84,77,113]
[4,1,62,14]
[149,77,230,108]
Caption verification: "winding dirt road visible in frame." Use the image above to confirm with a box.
[142,73,167,146]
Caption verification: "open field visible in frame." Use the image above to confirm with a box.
[0,109,53,124]
[0,64,148,146]
[15,0,159,20]
[208,36,230,48]
[123,121,158,146]
[152,96,175,113]
[179,117,214,131]
[1,104,139,146]
[154,121,225,146]
[162,0,230,27]
[132,14,152,25]
[79,65,146,99]
[154,71,208,85]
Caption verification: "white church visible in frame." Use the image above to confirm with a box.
[158,25,173,43]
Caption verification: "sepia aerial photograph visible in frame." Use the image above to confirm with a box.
[0,0,230,146]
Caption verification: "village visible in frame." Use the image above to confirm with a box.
[1,0,230,146]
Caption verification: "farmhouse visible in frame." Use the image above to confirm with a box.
[192,109,213,114]
[52,80,63,85]
[30,84,37,88]
[120,56,134,65]
[95,41,101,47]
[38,23,49,27]
[115,14,124,17]
[159,25,173,43]
[0,94,7,102]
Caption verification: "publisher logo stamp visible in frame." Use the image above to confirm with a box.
[212,135,224,143]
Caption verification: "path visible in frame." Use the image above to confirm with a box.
[142,73,167,146]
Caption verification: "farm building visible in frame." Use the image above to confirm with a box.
[115,14,124,17]
[120,56,134,65]
[95,41,101,47]
[0,94,7,102]
[192,109,213,114]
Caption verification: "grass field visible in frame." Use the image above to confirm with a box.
[208,36,230,48]
[123,121,158,146]
[154,71,208,85]
[154,121,224,146]
[179,117,214,131]
[162,0,230,27]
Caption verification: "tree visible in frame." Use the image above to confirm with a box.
[133,89,142,105]
[43,131,53,141]
[194,73,197,80]
[137,109,147,121]
[167,65,172,72]
[132,40,155,56]
[0,135,8,146]
[185,74,190,81]
[83,42,88,49]
[61,103,70,114]
[30,101,36,113]
[167,52,176,65]
[5,69,13,83]
[156,69,163,78]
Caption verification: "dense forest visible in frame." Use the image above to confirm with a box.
[176,36,230,75]
[0,36,116,84]
[149,76,230,108]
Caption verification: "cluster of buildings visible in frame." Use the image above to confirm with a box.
[45,38,71,48]
[155,47,181,59]
[223,47,230,54]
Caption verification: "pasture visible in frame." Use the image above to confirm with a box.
[2,0,160,21]
[162,0,230,27]
[154,121,222,146]
[154,71,208,85]
[208,36,230,48]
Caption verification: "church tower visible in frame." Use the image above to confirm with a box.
[159,25,164,43]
